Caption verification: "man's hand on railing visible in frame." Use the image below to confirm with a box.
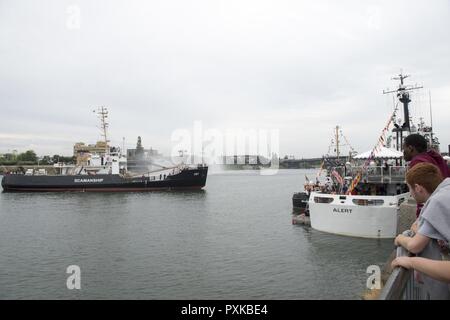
[391,256,414,270]
[394,230,415,250]
[391,257,450,284]
[394,234,404,247]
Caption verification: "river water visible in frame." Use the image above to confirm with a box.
[0,169,393,299]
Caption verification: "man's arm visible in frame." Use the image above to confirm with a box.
[392,257,450,283]
[410,219,419,233]
[394,233,430,254]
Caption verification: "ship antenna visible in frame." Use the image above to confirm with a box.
[94,106,110,155]
[429,90,434,145]
[335,125,340,159]
[383,70,422,150]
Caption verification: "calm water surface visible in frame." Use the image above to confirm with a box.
[0,170,393,299]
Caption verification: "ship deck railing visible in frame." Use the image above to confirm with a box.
[378,246,429,300]
[332,166,406,184]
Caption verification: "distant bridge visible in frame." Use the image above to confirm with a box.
[220,155,342,169]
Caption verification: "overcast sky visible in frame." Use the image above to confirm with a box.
[1,0,449,158]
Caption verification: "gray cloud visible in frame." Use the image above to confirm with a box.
[1,0,449,157]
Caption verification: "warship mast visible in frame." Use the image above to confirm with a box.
[383,71,422,151]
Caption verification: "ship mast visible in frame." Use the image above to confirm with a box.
[327,125,355,160]
[94,106,110,155]
[429,91,434,148]
[383,71,422,151]
[335,125,340,159]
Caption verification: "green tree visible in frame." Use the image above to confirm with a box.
[61,156,76,164]
[17,150,38,163]
[0,153,17,165]
[52,155,60,163]
[40,156,52,165]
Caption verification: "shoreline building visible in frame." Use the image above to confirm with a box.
[126,137,162,173]
[73,141,109,157]
[73,141,110,166]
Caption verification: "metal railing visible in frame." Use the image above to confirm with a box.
[379,246,429,300]
[336,166,407,183]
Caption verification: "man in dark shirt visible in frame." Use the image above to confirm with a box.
[403,134,450,217]
[404,134,450,176]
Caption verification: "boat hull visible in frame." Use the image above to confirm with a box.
[1,166,208,192]
[308,192,409,238]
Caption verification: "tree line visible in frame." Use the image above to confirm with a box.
[0,150,75,165]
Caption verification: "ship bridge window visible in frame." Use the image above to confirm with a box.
[313,196,334,204]
[352,199,384,206]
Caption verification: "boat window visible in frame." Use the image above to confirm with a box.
[352,199,384,206]
[313,196,334,204]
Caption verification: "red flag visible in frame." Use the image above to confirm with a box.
[331,169,344,185]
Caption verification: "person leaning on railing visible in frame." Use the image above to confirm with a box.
[393,162,450,299]
[392,257,450,283]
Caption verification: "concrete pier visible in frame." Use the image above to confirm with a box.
[396,196,417,235]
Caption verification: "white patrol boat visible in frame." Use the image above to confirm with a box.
[306,72,439,238]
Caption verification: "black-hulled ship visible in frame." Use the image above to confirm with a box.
[1,107,208,192]
[1,166,208,192]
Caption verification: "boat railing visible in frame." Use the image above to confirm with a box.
[389,166,407,182]
[365,166,383,183]
[339,166,406,184]
[378,245,429,300]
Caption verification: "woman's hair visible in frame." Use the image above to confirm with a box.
[406,162,443,194]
